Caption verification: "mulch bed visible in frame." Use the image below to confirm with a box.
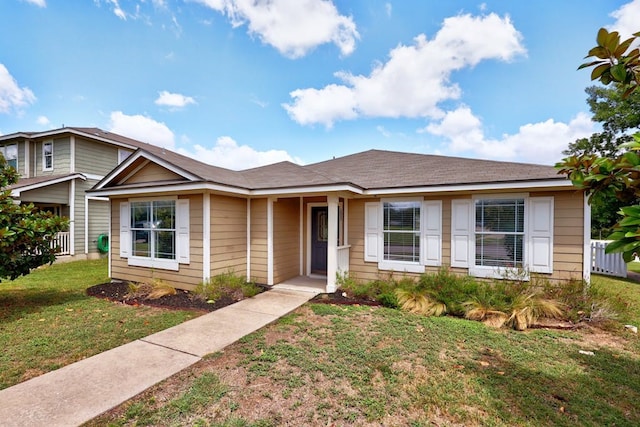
[86,280,265,312]
[310,291,382,306]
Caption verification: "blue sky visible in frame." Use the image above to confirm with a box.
[1,0,639,169]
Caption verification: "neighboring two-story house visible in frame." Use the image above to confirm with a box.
[0,127,160,259]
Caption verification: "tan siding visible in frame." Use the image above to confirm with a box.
[250,198,268,284]
[273,197,300,284]
[126,163,184,184]
[211,195,247,277]
[110,194,204,291]
[74,138,120,175]
[345,190,585,284]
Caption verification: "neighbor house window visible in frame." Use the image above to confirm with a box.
[131,200,176,261]
[383,200,421,263]
[475,198,525,269]
[0,144,17,169]
[43,141,53,170]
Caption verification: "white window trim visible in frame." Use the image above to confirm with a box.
[125,196,183,271]
[377,197,426,274]
[43,140,53,171]
[470,193,529,280]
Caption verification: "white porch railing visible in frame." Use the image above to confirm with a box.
[590,240,627,278]
[52,231,71,255]
[337,245,350,273]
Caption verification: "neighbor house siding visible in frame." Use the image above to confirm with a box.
[87,197,109,256]
[210,195,247,277]
[110,194,204,290]
[35,137,71,176]
[17,141,26,177]
[74,138,120,176]
[273,197,300,284]
[250,198,268,284]
[18,181,70,204]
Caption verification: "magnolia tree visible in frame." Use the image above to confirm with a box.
[557,28,640,261]
[0,154,68,281]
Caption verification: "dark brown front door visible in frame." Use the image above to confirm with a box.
[311,206,328,274]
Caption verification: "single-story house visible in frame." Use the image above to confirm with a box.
[89,147,589,293]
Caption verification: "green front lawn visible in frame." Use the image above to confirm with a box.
[90,274,640,427]
[0,259,200,390]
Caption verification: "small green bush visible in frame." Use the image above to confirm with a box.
[195,271,258,302]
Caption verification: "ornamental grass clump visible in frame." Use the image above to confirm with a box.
[195,271,259,303]
[127,278,177,300]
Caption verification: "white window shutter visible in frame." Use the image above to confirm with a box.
[528,197,554,273]
[364,202,380,262]
[451,199,472,268]
[119,201,130,258]
[177,199,190,264]
[422,200,442,266]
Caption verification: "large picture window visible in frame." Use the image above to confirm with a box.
[131,200,176,261]
[0,144,17,169]
[475,198,525,268]
[383,201,421,263]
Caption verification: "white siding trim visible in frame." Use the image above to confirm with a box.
[267,197,274,285]
[583,194,591,283]
[299,197,304,276]
[108,201,112,277]
[203,193,211,282]
[246,198,251,280]
[84,194,89,254]
[119,201,130,258]
[69,179,75,256]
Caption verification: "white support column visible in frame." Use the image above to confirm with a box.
[246,198,251,280]
[344,198,349,245]
[84,194,89,254]
[299,197,304,275]
[203,193,211,282]
[108,200,111,278]
[583,193,592,284]
[267,197,274,285]
[327,195,339,293]
[69,179,75,256]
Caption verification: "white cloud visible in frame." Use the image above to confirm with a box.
[178,136,302,170]
[36,116,50,126]
[423,107,594,165]
[284,12,525,127]
[23,0,46,7]
[99,0,126,20]
[107,111,175,149]
[191,0,359,58]
[0,64,36,114]
[385,3,392,17]
[609,0,640,40]
[155,91,196,109]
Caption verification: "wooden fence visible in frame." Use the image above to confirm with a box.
[590,240,627,278]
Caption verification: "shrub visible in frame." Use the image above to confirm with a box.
[127,278,177,300]
[195,271,258,302]
[506,292,564,331]
[415,267,479,316]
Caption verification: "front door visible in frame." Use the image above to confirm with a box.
[311,206,328,274]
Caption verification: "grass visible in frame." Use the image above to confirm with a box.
[90,275,640,427]
[628,261,640,274]
[0,258,200,390]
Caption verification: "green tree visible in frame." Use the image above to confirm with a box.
[557,27,640,261]
[0,153,68,281]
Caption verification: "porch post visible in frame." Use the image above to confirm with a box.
[327,195,338,293]
[267,197,274,286]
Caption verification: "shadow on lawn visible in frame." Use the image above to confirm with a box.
[0,290,89,322]
[473,344,640,426]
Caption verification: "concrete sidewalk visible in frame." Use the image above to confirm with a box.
[0,287,318,427]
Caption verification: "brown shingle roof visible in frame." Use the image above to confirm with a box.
[306,149,562,190]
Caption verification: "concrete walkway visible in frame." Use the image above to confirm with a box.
[0,286,319,427]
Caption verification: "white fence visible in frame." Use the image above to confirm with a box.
[590,240,627,278]
[52,232,70,255]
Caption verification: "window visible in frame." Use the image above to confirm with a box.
[131,200,176,260]
[383,201,421,262]
[43,141,53,170]
[0,144,17,169]
[364,199,441,273]
[475,198,525,269]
